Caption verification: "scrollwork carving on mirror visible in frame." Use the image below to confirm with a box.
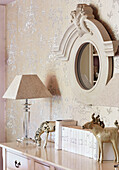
[53,4,118,105]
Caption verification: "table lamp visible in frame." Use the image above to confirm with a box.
[3,74,52,143]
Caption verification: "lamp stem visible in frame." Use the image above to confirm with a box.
[23,99,30,139]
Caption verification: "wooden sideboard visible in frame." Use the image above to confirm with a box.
[0,142,117,170]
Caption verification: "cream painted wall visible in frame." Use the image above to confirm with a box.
[5,0,119,142]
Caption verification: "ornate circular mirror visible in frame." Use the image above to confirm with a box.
[76,43,100,90]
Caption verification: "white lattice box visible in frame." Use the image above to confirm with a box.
[62,126,118,161]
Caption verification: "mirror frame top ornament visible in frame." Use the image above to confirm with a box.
[53,4,118,105]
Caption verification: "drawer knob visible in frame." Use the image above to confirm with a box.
[15,160,21,168]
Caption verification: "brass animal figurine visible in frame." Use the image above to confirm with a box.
[82,113,119,163]
[34,121,55,148]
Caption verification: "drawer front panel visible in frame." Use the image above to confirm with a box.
[35,162,50,170]
[7,151,31,170]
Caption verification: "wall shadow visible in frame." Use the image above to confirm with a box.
[90,4,116,40]
[45,75,61,96]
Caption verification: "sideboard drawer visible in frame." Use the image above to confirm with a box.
[35,162,50,170]
[7,151,31,170]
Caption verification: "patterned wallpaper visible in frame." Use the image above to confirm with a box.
[5,0,119,142]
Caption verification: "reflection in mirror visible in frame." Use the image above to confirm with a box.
[76,43,100,90]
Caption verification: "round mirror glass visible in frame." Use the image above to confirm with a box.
[76,43,100,90]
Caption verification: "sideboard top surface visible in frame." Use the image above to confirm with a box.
[0,142,116,170]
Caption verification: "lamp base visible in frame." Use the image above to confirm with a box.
[16,137,35,144]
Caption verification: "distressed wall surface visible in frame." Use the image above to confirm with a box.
[5,0,119,141]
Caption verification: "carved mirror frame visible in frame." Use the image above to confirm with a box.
[53,4,118,105]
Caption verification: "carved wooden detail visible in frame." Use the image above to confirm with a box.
[70,4,94,37]
[53,4,118,61]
